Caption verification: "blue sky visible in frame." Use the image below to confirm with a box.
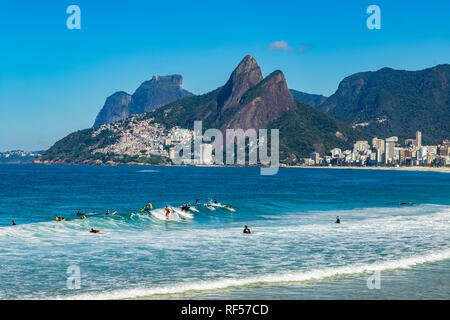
[0,0,449,151]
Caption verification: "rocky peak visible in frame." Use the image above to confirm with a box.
[93,92,132,127]
[93,74,193,127]
[151,75,183,88]
[217,55,263,111]
[222,69,297,131]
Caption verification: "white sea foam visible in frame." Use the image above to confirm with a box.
[150,208,183,222]
[57,247,450,300]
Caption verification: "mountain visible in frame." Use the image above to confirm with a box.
[146,56,297,132]
[319,65,450,143]
[289,89,327,108]
[38,55,369,165]
[93,75,193,127]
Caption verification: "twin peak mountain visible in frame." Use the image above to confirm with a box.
[94,55,297,132]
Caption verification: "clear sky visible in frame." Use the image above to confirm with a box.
[0,0,449,151]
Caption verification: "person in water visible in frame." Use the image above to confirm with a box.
[195,199,200,205]
[11,220,16,226]
[105,209,110,216]
[164,206,171,218]
[55,215,65,221]
[80,214,86,220]
[243,226,251,234]
[89,228,101,234]
[336,216,341,224]
[76,210,82,216]
[213,199,218,204]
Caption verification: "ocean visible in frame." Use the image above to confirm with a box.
[0,164,449,300]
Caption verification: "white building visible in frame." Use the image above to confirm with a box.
[354,141,370,153]
[385,141,395,164]
[311,152,321,165]
[330,148,342,158]
[415,131,422,148]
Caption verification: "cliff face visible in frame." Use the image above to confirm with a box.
[217,55,264,113]
[93,75,193,127]
[93,92,133,127]
[222,70,297,131]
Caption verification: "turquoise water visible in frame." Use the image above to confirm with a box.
[0,164,449,300]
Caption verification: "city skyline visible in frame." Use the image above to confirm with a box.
[307,131,450,167]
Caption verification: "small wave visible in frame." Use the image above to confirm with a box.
[150,208,183,222]
[137,170,159,173]
[57,247,450,300]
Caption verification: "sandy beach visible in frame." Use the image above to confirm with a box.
[285,165,450,173]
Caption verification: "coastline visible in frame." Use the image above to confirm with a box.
[284,165,450,173]
[31,160,450,173]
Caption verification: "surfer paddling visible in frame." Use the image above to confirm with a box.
[89,228,105,234]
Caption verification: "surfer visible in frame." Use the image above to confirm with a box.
[55,215,66,221]
[335,216,341,224]
[243,226,251,234]
[89,228,103,234]
[76,210,83,216]
[11,220,16,226]
[164,206,171,218]
[213,199,218,204]
[80,214,86,220]
[105,209,110,216]
[195,199,200,205]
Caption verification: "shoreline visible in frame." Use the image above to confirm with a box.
[29,161,450,173]
[284,165,450,173]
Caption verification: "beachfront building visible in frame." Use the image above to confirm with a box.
[330,148,342,158]
[311,152,321,165]
[385,141,396,164]
[415,131,422,147]
[354,141,370,153]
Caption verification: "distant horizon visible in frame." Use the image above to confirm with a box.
[1,0,449,151]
